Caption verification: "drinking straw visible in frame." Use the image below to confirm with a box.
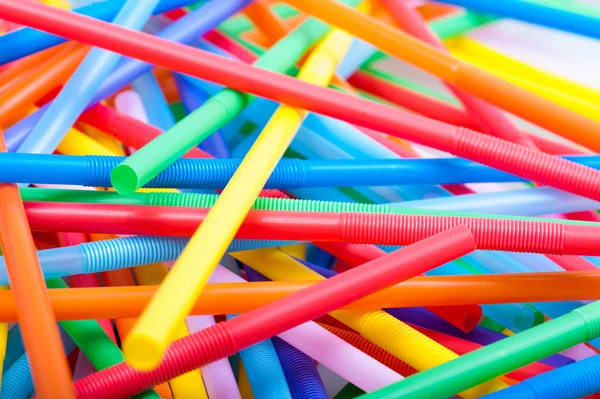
[174,75,231,158]
[482,354,600,399]
[0,0,199,65]
[208,265,404,393]
[131,264,209,398]
[232,247,507,398]
[226,315,292,399]
[2,0,254,152]
[272,337,328,399]
[132,72,176,130]
[438,0,600,40]
[18,0,159,156]
[5,2,600,202]
[0,43,88,126]
[0,45,63,93]
[379,0,536,149]
[361,298,600,398]
[0,134,74,398]
[445,37,600,122]
[2,271,600,320]
[123,22,355,370]
[185,316,242,399]
[396,186,600,217]
[22,201,600,255]
[71,227,471,399]
[243,0,289,43]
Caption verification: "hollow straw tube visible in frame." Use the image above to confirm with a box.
[2,0,254,152]
[22,201,600,255]
[0,0,197,64]
[360,300,600,399]
[122,25,354,370]
[0,135,74,398]
[438,0,600,40]
[1,271,600,320]
[70,226,476,398]
[185,316,242,399]
[226,315,292,399]
[5,1,600,202]
[232,247,507,398]
[481,354,600,399]
[132,72,176,130]
[18,0,159,156]
[7,154,600,187]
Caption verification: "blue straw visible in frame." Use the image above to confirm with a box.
[17,0,159,156]
[3,0,253,151]
[438,0,600,40]
[0,236,295,286]
[0,0,197,65]
[132,72,176,130]
[481,355,600,399]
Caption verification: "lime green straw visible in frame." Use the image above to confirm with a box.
[19,188,600,226]
[46,278,159,399]
[358,300,600,399]
[111,2,364,194]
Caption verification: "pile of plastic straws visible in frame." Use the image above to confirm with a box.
[2,0,600,398]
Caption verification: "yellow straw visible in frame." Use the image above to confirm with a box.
[445,37,600,122]
[231,248,507,399]
[123,25,355,370]
[0,286,8,384]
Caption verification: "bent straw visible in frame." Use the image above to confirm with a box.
[18,0,159,155]
[3,2,600,203]
[0,133,75,398]
[124,22,355,370]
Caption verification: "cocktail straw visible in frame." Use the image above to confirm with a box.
[123,22,355,370]
[4,1,600,203]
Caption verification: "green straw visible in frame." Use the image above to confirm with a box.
[46,278,159,399]
[19,188,600,226]
[218,3,300,36]
[111,1,362,194]
[358,300,600,399]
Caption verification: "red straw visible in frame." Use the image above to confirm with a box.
[23,201,600,255]
[2,0,600,201]
[70,226,476,399]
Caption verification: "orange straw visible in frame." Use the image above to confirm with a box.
[0,132,75,398]
[0,43,87,126]
[0,44,64,93]
[243,0,288,44]
[0,271,597,321]
[283,0,600,152]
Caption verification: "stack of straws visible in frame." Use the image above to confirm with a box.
[4,0,600,398]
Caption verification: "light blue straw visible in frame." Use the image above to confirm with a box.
[17,0,160,156]
[132,72,176,130]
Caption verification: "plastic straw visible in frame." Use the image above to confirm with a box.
[17,0,159,156]
[363,300,600,398]
[4,1,600,202]
[132,72,176,130]
[72,226,472,398]
[0,133,74,398]
[123,23,354,370]
[438,0,600,40]
[22,201,600,255]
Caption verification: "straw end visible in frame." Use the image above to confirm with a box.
[111,164,140,195]
[123,333,164,371]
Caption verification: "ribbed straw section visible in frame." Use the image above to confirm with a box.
[146,158,240,189]
[340,213,565,253]
[86,155,125,186]
[226,315,291,399]
[455,63,600,154]
[356,311,507,399]
[151,383,173,399]
[146,192,219,207]
[574,301,600,341]
[481,355,600,399]
[318,324,417,377]
[257,189,289,198]
[228,239,297,252]
[272,337,328,399]
[80,236,187,273]
[75,323,237,399]
[267,159,306,189]
[1,354,33,399]
[451,126,600,201]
